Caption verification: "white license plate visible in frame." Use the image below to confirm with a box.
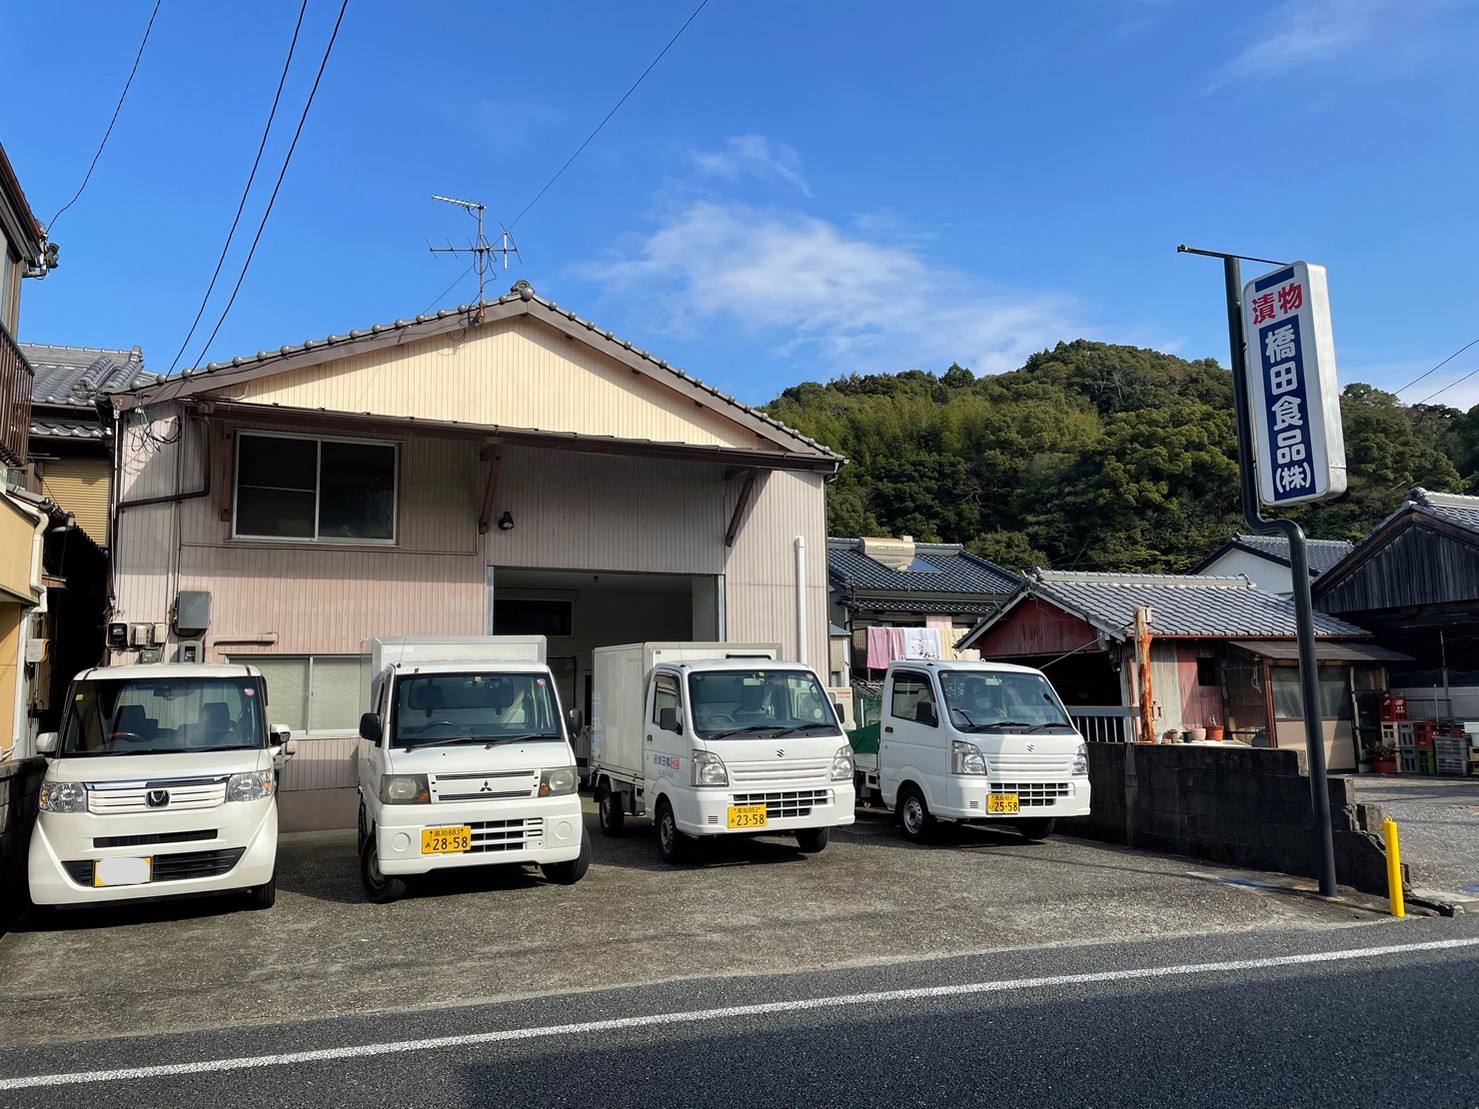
[94,857,151,886]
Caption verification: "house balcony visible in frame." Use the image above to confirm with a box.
[0,323,34,467]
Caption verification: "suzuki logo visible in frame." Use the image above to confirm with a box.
[776,748,785,758]
[146,789,170,808]
[1026,743,1036,752]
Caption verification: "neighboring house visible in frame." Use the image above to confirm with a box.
[104,280,841,828]
[956,570,1405,772]
[1193,533,1355,595]
[827,535,1019,682]
[1314,488,1479,718]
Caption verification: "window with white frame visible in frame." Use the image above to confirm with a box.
[234,432,397,542]
[229,654,373,733]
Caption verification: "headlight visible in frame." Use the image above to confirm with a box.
[952,740,986,776]
[830,745,854,781]
[1072,742,1089,776]
[38,781,87,813]
[691,749,728,787]
[226,770,275,803]
[539,767,577,796]
[380,774,430,804]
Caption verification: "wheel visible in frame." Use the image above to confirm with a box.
[1018,818,1056,842]
[655,799,693,865]
[360,834,408,904]
[542,828,592,885]
[897,785,936,843]
[796,827,829,854]
[246,874,276,910]
[598,785,626,837]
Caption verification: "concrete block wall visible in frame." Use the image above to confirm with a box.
[1067,743,1404,897]
[0,757,44,934]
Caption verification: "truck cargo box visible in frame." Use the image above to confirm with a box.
[371,636,547,674]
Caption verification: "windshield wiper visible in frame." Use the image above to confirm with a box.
[1024,722,1072,732]
[704,725,780,740]
[771,724,836,737]
[968,720,1037,732]
[403,733,557,749]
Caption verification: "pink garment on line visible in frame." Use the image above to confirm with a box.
[866,625,894,670]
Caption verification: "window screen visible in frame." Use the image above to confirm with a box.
[1271,666,1353,720]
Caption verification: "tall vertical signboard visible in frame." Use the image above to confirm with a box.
[1243,262,1346,506]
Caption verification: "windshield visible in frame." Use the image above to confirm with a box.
[390,672,563,748]
[60,677,267,757]
[938,670,1073,731]
[689,669,839,738]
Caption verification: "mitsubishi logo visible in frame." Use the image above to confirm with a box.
[146,789,170,808]
[776,748,785,758]
[479,781,493,793]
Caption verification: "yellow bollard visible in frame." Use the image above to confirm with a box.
[1383,817,1405,918]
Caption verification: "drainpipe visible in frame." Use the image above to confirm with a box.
[794,535,807,666]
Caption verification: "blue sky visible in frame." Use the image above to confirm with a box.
[6,0,1478,407]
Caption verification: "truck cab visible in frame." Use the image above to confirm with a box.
[355,636,588,903]
[28,663,293,911]
[591,643,856,864]
[862,660,1090,842]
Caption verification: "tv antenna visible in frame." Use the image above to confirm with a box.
[427,194,520,321]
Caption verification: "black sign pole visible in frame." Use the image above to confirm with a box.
[1182,245,1338,898]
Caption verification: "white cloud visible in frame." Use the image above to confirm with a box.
[692,136,812,197]
[578,200,1078,376]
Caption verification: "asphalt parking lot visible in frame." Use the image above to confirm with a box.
[0,801,1390,1048]
[1353,775,1479,900]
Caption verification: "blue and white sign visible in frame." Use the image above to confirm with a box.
[1243,261,1347,506]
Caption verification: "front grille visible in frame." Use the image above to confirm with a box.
[86,777,227,815]
[467,817,543,853]
[731,789,832,819]
[991,782,1072,808]
[986,753,1074,777]
[728,759,831,786]
[432,770,539,802]
[61,847,245,887]
[95,829,216,849]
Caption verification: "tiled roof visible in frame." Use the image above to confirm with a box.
[31,415,106,441]
[979,569,1369,642]
[842,597,1002,616]
[1407,488,1479,535]
[20,344,156,407]
[827,538,1021,596]
[118,282,837,461]
[1222,533,1355,575]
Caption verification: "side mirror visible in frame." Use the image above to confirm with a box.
[358,712,382,743]
[658,706,682,734]
[269,725,296,757]
[36,731,57,755]
[567,707,585,734]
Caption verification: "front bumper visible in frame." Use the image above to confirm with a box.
[28,801,278,906]
[671,780,857,837]
[374,794,584,875]
[932,777,1091,821]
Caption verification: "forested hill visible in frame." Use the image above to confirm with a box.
[762,340,1479,574]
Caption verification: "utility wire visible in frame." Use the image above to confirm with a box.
[167,0,310,375]
[191,0,350,370]
[420,261,476,316]
[1393,336,1479,397]
[49,0,162,230]
[508,0,710,230]
[1414,365,1479,408]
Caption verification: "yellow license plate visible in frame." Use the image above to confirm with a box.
[727,804,768,829]
[421,826,472,854]
[988,793,1020,814]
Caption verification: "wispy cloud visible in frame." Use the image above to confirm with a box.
[577,199,1078,377]
[692,135,812,197]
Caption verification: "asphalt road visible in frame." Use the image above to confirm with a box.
[2,917,1475,1108]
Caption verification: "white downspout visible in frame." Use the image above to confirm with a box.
[794,535,807,666]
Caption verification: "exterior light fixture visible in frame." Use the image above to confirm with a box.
[497,511,515,531]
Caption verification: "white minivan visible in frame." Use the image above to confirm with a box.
[866,660,1090,842]
[29,664,293,911]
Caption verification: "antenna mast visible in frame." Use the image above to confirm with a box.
[428,194,520,321]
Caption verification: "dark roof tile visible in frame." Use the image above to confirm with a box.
[19,344,156,408]
[827,538,1020,596]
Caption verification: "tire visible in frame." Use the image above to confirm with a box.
[1018,817,1057,842]
[655,798,693,865]
[542,828,592,885]
[360,835,408,904]
[796,827,829,854]
[246,874,276,910]
[356,799,370,854]
[897,785,936,844]
[598,785,626,837]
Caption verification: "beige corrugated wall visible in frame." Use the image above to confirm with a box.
[40,457,110,545]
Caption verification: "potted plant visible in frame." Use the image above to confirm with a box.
[1205,714,1224,742]
[1368,742,1398,775]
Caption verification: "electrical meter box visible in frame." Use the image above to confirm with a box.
[176,591,212,634]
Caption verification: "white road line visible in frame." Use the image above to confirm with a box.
[3,936,1475,1091]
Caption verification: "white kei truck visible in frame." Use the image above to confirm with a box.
[857,659,1090,842]
[29,663,294,912]
[355,636,588,903]
[589,642,856,864]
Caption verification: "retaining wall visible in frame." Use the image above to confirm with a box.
[0,757,44,934]
[1066,743,1404,897]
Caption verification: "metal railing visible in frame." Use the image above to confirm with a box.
[0,324,33,466]
[1070,706,1139,744]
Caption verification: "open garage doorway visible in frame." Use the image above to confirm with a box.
[487,567,722,764]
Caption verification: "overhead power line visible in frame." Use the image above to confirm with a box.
[1414,365,1479,408]
[168,0,310,375]
[1393,336,1479,397]
[191,0,350,370]
[49,0,162,231]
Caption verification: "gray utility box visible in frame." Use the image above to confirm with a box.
[176,591,212,634]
